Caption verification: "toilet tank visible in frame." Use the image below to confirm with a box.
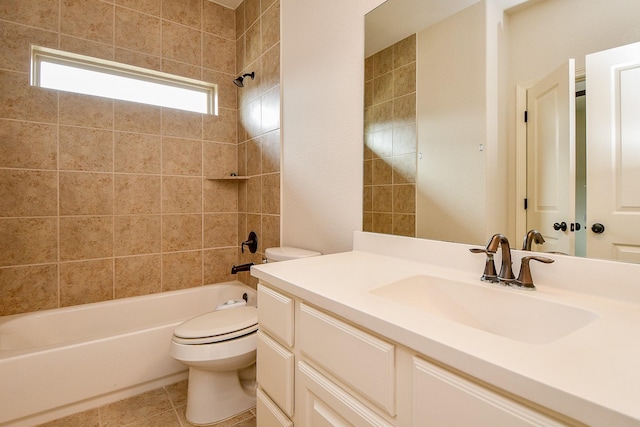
[264,247,321,263]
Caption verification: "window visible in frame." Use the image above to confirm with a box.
[30,46,217,115]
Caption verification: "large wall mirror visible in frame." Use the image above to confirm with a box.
[364,0,640,263]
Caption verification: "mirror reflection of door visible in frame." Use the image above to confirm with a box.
[526,60,576,255]
[586,41,640,262]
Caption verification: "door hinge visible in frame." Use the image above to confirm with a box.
[524,198,528,210]
[524,111,528,122]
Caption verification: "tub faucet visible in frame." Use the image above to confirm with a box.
[485,234,515,284]
[522,229,545,251]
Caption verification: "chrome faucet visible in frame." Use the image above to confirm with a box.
[522,229,545,251]
[485,234,515,284]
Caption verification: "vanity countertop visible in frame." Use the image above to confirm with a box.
[251,232,640,426]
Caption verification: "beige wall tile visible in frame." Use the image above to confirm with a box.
[261,130,280,174]
[203,1,235,39]
[60,35,115,60]
[162,251,202,291]
[59,216,113,261]
[60,259,114,306]
[261,214,280,252]
[372,158,393,185]
[115,254,161,298]
[373,73,393,105]
[365,56,373,82]
[371,101,393,132]
[203,107,237,143]
[162,0,201,28]
[203,141,237,177]
[372,213,393,234]
[162,109,202,139]
[59,93,114,129]
[372,185,392,213]
[392,124,416,155]
[0,70,58,123]
[59,127,114,172]
[114,132,162,174]
[393,214,415,237]
[246,137,261,176]
[162,58,202,80]
[162,137,202,176]
[246,176,261,213]
[162,214,202,252]
[261,1,279,52]
[203,247,235,285]
[203,179,238,213]
[0,264,58,315]
[60,0,114,44]
[204,213,238,248]
[393,93,416,126]
[393,154,416,184]
[203,33,236,74]
[114,174,161,214]
[116,48,162,71]
[0,21,58,73]
[0,218,58,266]
[394,34,416,69]
[244,0,260,28]
[162,176,202,213]
[373,46,393,78]
[114,101,161,134]
[114,215,161,256]
[363,186,373,212]
[393,184,416,214]
[261,86,280,133]
[162,20,201,66]
[203,69,236,110]
[0,0,59,31]
[235,2,245,39]
[115,6,161,56]
[261,43,280,91]
[116,0,161,16]
[0,120,57,170]
[262,173,279,215]
[0,170,57,217]
[236,34,246,74]
[394,64,416,98]
[363,212,373,232]
[245,21,261,65]
[60,172,114,216]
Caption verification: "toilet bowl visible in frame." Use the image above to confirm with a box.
[170,305,258,425]
[265,246,321,263]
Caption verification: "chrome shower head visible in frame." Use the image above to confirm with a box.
[233,72,255,87]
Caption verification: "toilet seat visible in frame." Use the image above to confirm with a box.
[173,306,257,345]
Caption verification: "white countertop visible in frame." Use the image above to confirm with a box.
[251,232,640,426]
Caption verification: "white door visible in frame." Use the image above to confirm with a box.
[586,41,640,262]
[526,60,576,254]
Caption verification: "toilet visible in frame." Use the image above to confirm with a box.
[170,247,319,425]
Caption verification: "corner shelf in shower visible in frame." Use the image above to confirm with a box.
[205,175,249,180]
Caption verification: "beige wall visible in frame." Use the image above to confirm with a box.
[363,35,417,237]
[0,0,280,316]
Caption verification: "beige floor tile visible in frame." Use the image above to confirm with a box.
[99,388,173,427]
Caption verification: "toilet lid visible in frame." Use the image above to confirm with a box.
[174,306,257,344]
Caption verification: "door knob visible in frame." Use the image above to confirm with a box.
[553,221,567,231]
[591,223,605,234]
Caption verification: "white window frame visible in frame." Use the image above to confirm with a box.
[30,45,217,115]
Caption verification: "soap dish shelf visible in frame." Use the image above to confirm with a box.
[205,175,249,180]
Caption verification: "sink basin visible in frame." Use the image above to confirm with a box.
[370,275,598,344]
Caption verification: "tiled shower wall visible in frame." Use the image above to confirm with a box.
[363,34,416,237]
[0,0,280,316]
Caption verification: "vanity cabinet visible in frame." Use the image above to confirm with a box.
[257,281,573,427]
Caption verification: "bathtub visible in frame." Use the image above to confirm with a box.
[0,281,257,427]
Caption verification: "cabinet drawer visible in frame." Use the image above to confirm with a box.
[297,361,393,427]
[412,356,567,426]
[258,284,294,347]
[257,330,295,417]
[299,303,396,416]
[257,387,293,427]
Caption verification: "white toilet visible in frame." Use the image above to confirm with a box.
[170,247,319,425]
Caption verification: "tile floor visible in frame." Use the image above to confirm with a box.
[37,380,256,427]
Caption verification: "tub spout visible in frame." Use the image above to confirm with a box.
[231,262,254,274]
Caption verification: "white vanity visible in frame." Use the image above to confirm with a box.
[251,232,640,426]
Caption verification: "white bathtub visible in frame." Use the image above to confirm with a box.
[0,281,257,427]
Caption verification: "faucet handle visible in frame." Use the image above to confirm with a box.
[514,256,554,290]
[469,248,498,283]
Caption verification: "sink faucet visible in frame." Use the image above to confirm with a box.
[522,229,545,251]
[485,234,515,284]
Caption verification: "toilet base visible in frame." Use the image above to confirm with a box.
[185,367,256,426]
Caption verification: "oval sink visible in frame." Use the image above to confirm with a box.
[370,275,598,344]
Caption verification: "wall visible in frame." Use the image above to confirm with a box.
[0,0,279,316]
[363,35,417,237]
[416,2,488,245]
[280,0,385,255]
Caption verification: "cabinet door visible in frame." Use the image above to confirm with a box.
[257,330,295,417]
[257,388,293,427]
[297,361,393,427]
[412,357,566,426]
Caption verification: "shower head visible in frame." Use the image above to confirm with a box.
[233,72,255,87]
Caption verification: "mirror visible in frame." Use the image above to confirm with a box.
[364,0,640,262]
